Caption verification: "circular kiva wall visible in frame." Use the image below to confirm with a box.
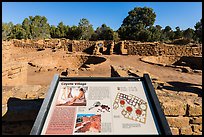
[140,56,202,70]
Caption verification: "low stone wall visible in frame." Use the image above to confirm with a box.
[2,62,28,86]
[157,43,202,56]
[124,41,158,56]
[2,41,13,64]
[70,40,96,52]
[12,39,68,49]
[8,39,202,56]
[161,97,202,135]
[141,56,202,70]
[123,41,202,56]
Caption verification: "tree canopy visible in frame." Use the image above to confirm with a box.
[118,7,156,41]
[1,9,202,43]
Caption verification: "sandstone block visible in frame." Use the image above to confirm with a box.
[178,92,198,97]
[161,99,186,116]
[190,117,202,124]
[8,68,21,75]
[166,117,189,128]
[187,103,202,116]
[181,67,192,73]
[192,124,202,132]
[192,131,202,135]
[170,127,179,135]
[180,126,193,135]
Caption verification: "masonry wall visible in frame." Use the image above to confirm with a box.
[70,40,96,53]
[157,43,202,56]
[162,98,202,135]
[11,39,202,57]
[124,41,158,56]
[12,39,68,49]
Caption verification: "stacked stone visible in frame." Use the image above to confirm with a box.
[161,98,202,135]
[71,40,95,52]
[125,42,158,56]
[109,41,114,55]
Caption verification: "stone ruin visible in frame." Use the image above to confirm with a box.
[2,39,202,135]
[11,39,202,57]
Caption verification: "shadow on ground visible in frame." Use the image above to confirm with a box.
[2,97,44,135]
[163,81,202,97]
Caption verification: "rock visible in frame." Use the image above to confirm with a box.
[181,67,192,73]
[190,117,202,124]
[192,131,202,135]
[175,68,182,72]
[191,124,202,132]
[80,68,86,71]
[160,98,187,116]
[187,103,202,116]
[170,127,179,135]
[178,92,198,97]
[193,69,202,73]
[180,126,193,135]
[166,117,189,128]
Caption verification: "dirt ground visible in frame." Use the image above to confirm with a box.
[2,44,202,135]
[4,45,202,85]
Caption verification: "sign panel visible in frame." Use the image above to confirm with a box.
[30,74,171,135]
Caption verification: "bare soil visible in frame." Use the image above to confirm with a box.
[2,44,202,135]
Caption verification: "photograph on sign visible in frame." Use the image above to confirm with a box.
[56,86,88,106]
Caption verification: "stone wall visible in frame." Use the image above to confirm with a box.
[70,40,96,53]
[140,56,202,70]
[157,43,202,56]
[162,98,202,135]
[9,39,202,56]
[2,41,28,86]
[123,41,202,56]
[2,62,28,86]
[124,41,158,56]
[12,39,68,50]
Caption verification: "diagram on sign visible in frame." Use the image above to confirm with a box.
[113,92,147,124]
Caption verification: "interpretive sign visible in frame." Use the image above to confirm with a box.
[30,74,171,135]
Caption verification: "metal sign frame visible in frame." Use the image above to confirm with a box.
[30,74,172,135]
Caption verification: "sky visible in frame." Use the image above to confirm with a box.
[2,2,202,31]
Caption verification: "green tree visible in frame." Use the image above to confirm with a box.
[57,22,67,38]
[113,31,120,41]
[10,24,26,39]
[67,25,82,40]
[194,19,202,43]
[118,7,156,40]
[78,18,94,40]
[183,28,195,40]
[2,22,14,40]
[148,25,162,42]
[90,32,98,41]
[29,15,50,39]
[95,24,114,40]
[160,26,174,41]
[138,29,151,42]
[22,18,31,39]
[174,26,183,39]
[50,25,57,38]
